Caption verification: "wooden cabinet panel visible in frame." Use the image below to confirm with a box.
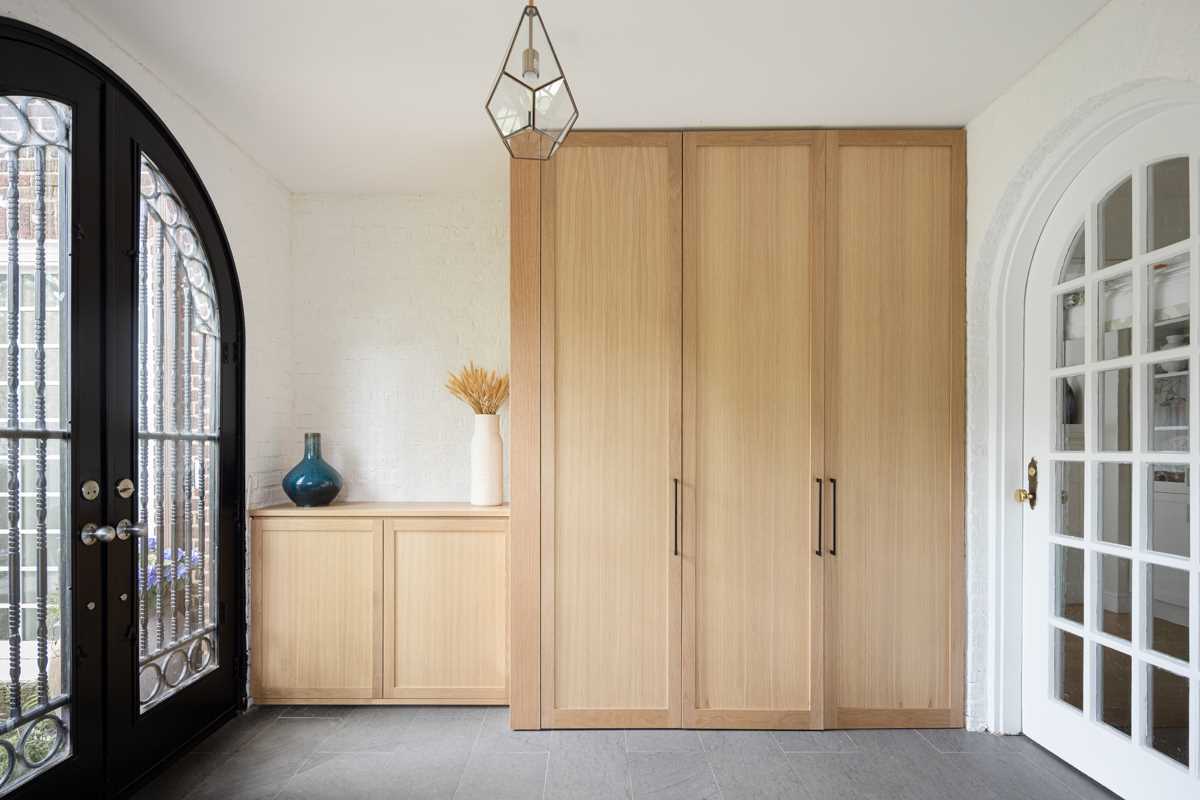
[824,131,965,728]
[682,131,825,729]
[540,132,682,727]
[383,517,508,703]
[251,517,383,700]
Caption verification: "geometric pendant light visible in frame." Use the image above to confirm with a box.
[485,0,579,160]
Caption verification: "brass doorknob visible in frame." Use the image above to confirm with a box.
[1014,488,1032,504]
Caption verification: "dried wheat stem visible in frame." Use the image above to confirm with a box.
[446,361,510,415]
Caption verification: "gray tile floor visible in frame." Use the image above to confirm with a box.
[132,705,1120,800]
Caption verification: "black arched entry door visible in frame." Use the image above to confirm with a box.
[0,19,245,799]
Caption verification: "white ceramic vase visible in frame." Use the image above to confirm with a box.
[470,414,503,506]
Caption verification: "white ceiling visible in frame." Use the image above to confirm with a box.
[69,0,1108,194]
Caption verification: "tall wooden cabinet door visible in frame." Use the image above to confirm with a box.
[824,131,966,729]
[682,132,826,729]
[541,132,683,728]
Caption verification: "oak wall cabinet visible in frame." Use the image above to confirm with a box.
[824,132,966,728]
[683,131,825,729]
[510,129,965,730]
[538,133,682,728]
[250,503,509,705]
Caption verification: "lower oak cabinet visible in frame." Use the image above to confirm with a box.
[250,503,509,705]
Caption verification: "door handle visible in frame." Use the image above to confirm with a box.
[815,478,823,556]
[672,478,680,557]
[80,520,148,546]
[829,478,837,556]
[1014,457,1038,509]
[116,519,148,541]
[80,523,116,546]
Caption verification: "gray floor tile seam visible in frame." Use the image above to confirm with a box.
[449,710,489,800]
[914,727,1000,756]
[697,747,728,800]
[771,736,825,800]
[277,752,321,800]
[914,728,949,753]
[268,716,345,800]
[773,735,861,754]
[233,709,286,752]
[540,743,551,800]
[624,730,633,799]
[903,728,942,755]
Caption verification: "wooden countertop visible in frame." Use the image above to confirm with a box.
[250,501,510,518]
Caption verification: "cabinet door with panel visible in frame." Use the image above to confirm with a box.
[540,132,683,728]
[824,131,965,728]
[682,131,826,729]
[251,517,384,701]
[383,517,509,703]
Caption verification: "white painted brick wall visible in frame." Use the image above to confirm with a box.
[288,192,510,501]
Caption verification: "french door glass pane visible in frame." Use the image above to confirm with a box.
[1100,176,1133,268]
[1148,252,1189,351]
[1098,554,1133,640]
[1055,461,1084,538]
[1148,464,1189,557]
[1098,274,1132,360]
[135,154,220,713]
[1098,463,1132,546]
[1147,157,1190,252]
[1059,289,1085,367]
[1053,544,1084,624]
[1147,564,1189,663]
[1098,368,1132,451]
[1057,376,1085,451]
[1148,665,1189,767]
[1150,358,1189,452]
[0,96,72,791]
[1055,628,1084,711]
[1098,645,1131,736]
[1060,224,1086,283]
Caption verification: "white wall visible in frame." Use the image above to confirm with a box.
[966,0,1200,729]
[0,0,296,509]
[288,192,509,501]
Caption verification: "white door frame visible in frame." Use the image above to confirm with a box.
[977,79,1200,735]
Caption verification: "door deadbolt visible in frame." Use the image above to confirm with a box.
[116,478,135,499]
[80,480,100,501]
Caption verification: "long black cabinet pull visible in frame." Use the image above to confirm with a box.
[815,478,823,556]
[830,477,838,556]
[673,478,680,557]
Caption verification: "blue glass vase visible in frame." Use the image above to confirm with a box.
[282,433,343,507]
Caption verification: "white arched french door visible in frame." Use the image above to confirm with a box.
[1022,104,1200,798]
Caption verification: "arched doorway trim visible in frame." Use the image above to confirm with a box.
[975,78,1200,734]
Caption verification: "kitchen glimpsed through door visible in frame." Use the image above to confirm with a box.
[1021,104,1200,799]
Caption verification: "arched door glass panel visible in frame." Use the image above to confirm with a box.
[0,96,72,789]
[135,153,220,712]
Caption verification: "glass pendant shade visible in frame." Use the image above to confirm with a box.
[486,2,578,160]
